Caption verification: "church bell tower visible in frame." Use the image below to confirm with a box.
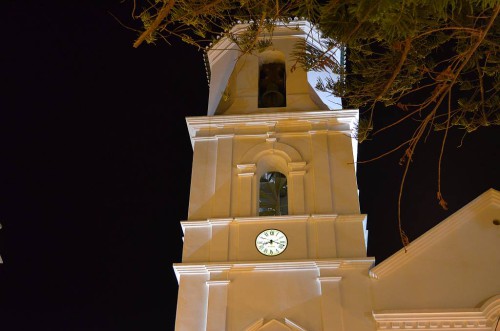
[174,20,375,331]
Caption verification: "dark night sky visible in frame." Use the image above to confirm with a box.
[1,1,498,330]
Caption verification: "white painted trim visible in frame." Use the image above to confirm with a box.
[186,110,359,147]
[173,258,375,281]
[179,214,367,233]
[186,109,358,128]
[373,294,500,330]
[180,215,368,239]
[180,219,232,234]
[182,213,366,223]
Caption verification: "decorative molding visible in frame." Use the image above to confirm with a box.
[288,161,307,171]
[482,295,500,321]
[375,319,488,330]
[206,218,233,225]
[173,264,209,281]
[237,163,257,174]
[315,261,342,270]
[186,110,359,146]
[316,259,374,271]
[187,110,359,127]
[180,214,368,229]
[174,258,375,280]
[205,265,232,273]
[180,220,213,228]
[233,261,328,272]
[180,218,232,234]
[186,110,359,143]
[289,170,306,177]
[373,294,500,330]
[242,140,303,164]
[339,259,375,269]
[370,189,500,279]
[190,136,218,142]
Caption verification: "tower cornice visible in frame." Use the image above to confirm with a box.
[186,109,359,147]
[173,258,375,281]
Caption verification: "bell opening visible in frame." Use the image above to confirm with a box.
[258,62,286,108]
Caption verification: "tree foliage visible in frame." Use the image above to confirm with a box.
[126,0,499,247]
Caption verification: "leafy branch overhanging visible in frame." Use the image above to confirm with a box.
[125,0,500,249]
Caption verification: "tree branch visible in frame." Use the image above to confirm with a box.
[376,38,412,102]
[133,0,176,48]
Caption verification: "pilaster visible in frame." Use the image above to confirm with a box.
[288,162,307,215]
[237,164,256,217]
[318,274,345,330]
[206,280,231,331]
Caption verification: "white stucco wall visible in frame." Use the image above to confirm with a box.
[186,111,360,221]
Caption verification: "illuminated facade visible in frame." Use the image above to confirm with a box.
[173,21,500,331]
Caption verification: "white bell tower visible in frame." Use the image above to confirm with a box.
[174,20,375,331]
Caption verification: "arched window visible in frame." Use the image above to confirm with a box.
[259,172,288,216]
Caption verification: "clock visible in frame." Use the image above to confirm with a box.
[255,229,288,256]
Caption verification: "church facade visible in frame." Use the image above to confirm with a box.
[173,21,500,331]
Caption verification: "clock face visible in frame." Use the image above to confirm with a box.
[255,229,288,256]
